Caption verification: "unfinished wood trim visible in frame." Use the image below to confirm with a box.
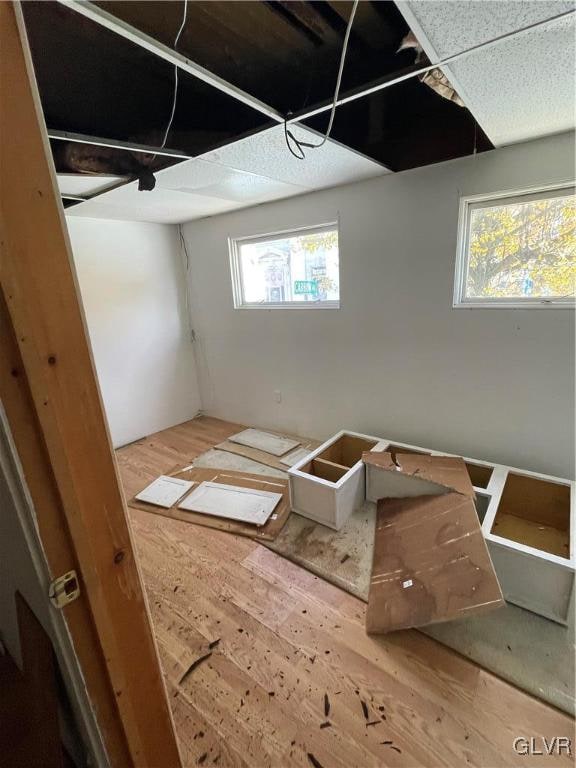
[0,4,181,767]
[309,458,349,483]
[0,292,130,767]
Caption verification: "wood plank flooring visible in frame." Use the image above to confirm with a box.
[117,417,574,768]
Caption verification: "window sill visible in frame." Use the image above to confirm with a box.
[453,300,575,309]
[233,301,340,310]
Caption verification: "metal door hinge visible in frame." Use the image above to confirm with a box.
[49,570,80,609]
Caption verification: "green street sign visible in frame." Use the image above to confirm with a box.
[294,280,318,295]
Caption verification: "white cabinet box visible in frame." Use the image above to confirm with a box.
[366,438,575,625]
[288,431,382,530]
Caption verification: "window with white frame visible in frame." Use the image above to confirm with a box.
[229,223,340,309]
[454,184,575,308]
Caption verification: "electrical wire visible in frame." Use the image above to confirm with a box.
[285,0,359,160]
[160,0,189,149]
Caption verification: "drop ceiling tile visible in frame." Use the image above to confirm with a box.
[57,174,124,197]
[201,124,390,189]
[397,2,575,147]
[65,160,308,223]
[155,158,306,203]
[398,0,573,60]
[447,13,576,145]
[65,183,241,224]
[67,126,389,223]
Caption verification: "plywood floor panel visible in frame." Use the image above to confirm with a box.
[117,417,573,767]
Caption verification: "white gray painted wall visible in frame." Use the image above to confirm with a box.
[67,217,200,447]
[183,132,575,478]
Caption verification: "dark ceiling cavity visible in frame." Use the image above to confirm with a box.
[94,0,414,115]
[23,0,493,193]
[304,74,492,171]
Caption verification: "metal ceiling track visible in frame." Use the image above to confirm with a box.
[292,7,576,123]
[55,1,575,129]
[54,0,284,124]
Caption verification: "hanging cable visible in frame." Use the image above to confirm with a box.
[160,0,189,149]
[285,0,359,160]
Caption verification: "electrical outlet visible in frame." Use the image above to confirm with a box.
[274,390,282,403]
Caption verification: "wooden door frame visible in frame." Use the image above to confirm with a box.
[0,3,182,766]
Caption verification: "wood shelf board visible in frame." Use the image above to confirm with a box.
[491,512,570,559]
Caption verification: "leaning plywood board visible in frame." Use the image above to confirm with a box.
[128,467,290,541]
[228,429,300,456]
[178,482,281,525]
[364,452,476,502]
[367,493,504,633]
[367,435,575,624]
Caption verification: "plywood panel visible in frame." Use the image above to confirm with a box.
[465,462,493,489]
[492,514,570,559]
[364,452,476,498]
[367,493,504,633]
[495,472,570,531]
[319,435,378,467]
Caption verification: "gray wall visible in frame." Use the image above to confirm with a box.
[67,218,200,447]
[183,132,575,478]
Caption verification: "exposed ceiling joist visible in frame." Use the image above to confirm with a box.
[55,0,285,124]
[49,129,192,159]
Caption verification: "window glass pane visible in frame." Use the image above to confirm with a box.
[236,228,339,305]
[465,192,576,299]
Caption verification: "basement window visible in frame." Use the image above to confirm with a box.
[454,184,575,308]
[229,224,340,309]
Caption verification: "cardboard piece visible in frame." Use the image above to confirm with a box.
[128,467,290,541]
[280,447,313,467]
[228,429,300,456]
[216,437,321,471]
[365,454,503,634]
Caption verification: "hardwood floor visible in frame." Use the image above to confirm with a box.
[117,417,574,768]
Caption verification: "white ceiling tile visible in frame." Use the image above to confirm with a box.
[447,13,576,146]
[156,158,307,202]
[201,125,389,189]
[66,182,241,224]
[57,173,124,197]
[66,126,389,223]
[398,0,574,60]
[398,1,575,146]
